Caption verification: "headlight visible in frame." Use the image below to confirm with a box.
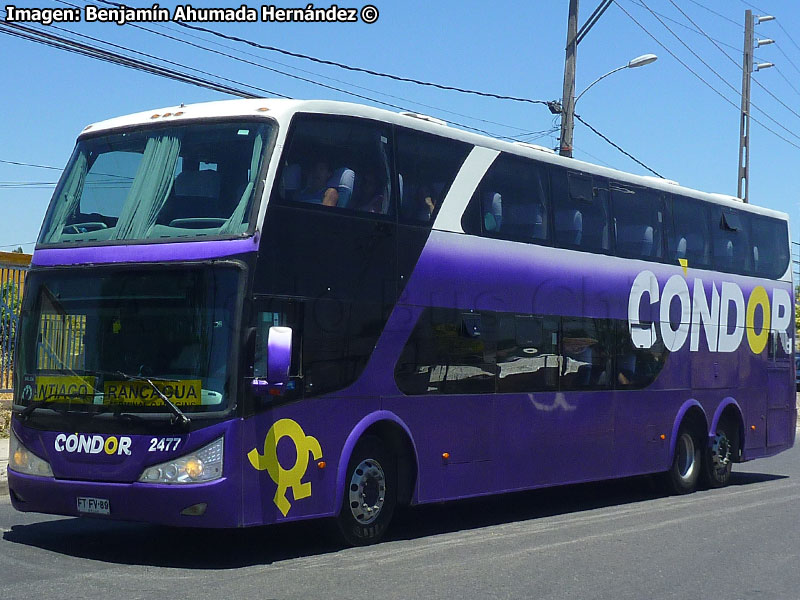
[138,436,224,484]
[8,428,54,477]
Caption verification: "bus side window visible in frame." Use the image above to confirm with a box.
[473,153,551,244]
[666,195,711,269]
[395,127,471,224]
[273,113,392,215]
[612,183,664,261]
[614,320,668,389]
[395,308,495,395]
[496,314,559,392]
[712,207,752,274]
[750,215,790,279]
[560,317,613,390]
[551,168,610,253]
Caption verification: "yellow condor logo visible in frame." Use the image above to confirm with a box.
[248,419,322,516]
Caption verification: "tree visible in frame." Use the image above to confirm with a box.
[0,279,21,368]
[11,247,23,254]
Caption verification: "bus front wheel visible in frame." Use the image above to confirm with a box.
[665,424,702,494]
[336,436,397,546]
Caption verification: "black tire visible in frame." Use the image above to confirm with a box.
[335,436,397,546]
[702,418,738,488]
[665,423,702,495]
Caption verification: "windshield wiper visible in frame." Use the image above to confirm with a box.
[20,399,50,420]
[115,371,191,426]
[20,394,88,420]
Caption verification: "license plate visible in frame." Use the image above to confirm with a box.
[77,497,110,515]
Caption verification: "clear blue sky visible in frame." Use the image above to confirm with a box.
[1,0,799,256]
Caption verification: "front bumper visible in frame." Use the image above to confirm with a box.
[8,470,242,528]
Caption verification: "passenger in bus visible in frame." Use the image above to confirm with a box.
[354,170,388,214]
[298,158,355,207]
[483,192,502,232]
[555,209,583,246]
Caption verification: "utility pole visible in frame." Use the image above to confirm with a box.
[738,11,775,203]
[559,0,579,157]
[737,10,754,203]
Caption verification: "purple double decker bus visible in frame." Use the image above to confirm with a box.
[8,99,795,545]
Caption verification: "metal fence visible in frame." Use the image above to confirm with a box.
[1,252,30,393]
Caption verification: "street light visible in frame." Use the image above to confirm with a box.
[574,54,658,105]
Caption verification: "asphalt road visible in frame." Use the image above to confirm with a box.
[1,441,799,600]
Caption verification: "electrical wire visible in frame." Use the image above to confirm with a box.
[574,114,663,177]
[0,20,266,99]
[92,0,553,108]
[54,0,536,137]
[633,2,740,53]
[0,159,62,171]
[1,3,664,185]
[686,0,743,29]
[40,4,534,140]
[664,0,800,125]
[47,22,290,101]
[634,0,800,140]
[614,1,800,152]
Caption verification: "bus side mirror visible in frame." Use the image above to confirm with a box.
[252,326,292,396]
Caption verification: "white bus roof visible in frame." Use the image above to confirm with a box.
[81,98,789,222]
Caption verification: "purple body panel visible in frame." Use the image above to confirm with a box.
[13,228,796,528]
[31,236,259,266]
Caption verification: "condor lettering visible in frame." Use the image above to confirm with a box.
[628,270,792,354]
[55,434,132,456]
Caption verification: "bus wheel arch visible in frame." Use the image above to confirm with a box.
[703,400,743,488]
[334,412,418,545]
[665,401,708,494]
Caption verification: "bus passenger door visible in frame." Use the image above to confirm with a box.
[766,329,793,449]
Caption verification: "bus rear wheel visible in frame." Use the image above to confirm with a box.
[703,419,737,488]
[665,424,702,494]
[336,436,397,546]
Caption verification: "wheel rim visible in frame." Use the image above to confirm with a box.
[348,458,386,525]
[676,432,697,482]
[710,432,732,475]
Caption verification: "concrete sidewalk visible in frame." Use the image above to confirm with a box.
[1,436,8,495]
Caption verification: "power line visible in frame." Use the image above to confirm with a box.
[45,22,290,101]
[774,43,800,79]
[574,114,663,177]
[634,0,800,140]
[92,0,553,109]
[774,66,800,99]
[0,242,36,249]
[0,158,62,171]
[634,2,740,53]
[45,3,533,140]
[686,0,743,29]
[664,0,800,125]
[2,4,660,178]
[614,0,800,152]
[0,20,266,99]
[56,0,536,137]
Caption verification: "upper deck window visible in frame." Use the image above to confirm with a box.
[272,113,471,225]
[274,114,393,216]
[465,153,551,244]
[611,183,665,261]
[395,127,471,225]
[38,120,276,245]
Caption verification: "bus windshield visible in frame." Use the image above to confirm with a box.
[38,120,275,245]
[15,265,241,415]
